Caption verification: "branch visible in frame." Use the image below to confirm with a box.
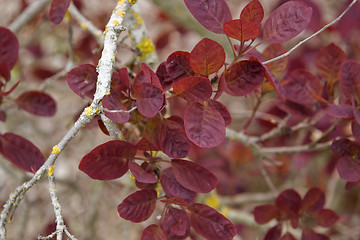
[262,0,358,65]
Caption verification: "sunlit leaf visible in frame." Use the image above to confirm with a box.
[173,76,212,102]
[223,19,260,42]
[240,0,264,25]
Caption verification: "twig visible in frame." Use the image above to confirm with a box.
[39,61,75,91]
[256,157,278,192]
[262,0,359,65]
[102,105,137,113]
[8,0,52,33]
[259,140,332,154]
[100,114,124,140]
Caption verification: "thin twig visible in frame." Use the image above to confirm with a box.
[262,0,359,65]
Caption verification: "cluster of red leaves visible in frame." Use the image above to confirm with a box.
[254,188,339,240]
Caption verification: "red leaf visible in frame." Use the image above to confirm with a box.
[171,159,217,193]
[143,117,163,149]
[160,119,190,158]
[128,161,157,184]
[15,91,57,117]
[112,68,130,93]
[280,233,296,240]
[275,189,302,219]
[0,133,45,173]
[340,60,360,98]
[160,207,190,239]
[134,63,163,91]
[263,43,288,78]
[0,27,19,69]
[49,0,71,25]
[166,51,194,83]
[189,38,225,76]
[0,62,10,82]
[316,43,346,87]
[223,60,265,97]
[160,168,197,203]
[337,156,360,182]
[184,0,232,34]
[136,137,160,151]
[264,225,282,240]
[253,204,278,224]
[160,197,190,208]
[316,209,339,228]
[331,138,358,157]
[184,102,225,148]
[0,110,6,122]
[352,121,360,142]
[351,96,360,125]
[187,203,236,240]
[262,62,286,100]
[325,104,353,119]
[302,187,325,214]
[207,100,232,126]
[223,19,260,42]
[284,69,322,104]
[301,228,329,240]
[79,140,136,180]
[102,91,131,124]
[66,64,97,99]
[173,76,212,102]
[240,0,264,25]
[117,189,157,223]
[134,83,163,117]
[156,62,173,91]
[263,1,312,43]
[141,224,167,240]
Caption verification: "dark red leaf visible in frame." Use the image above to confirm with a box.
[325,104,353,119]
[117,189,157,223]
[102,91,130,124]
[352,96,360,126]
[301,228,329,240]
[262,62,286,100]
[161,207,190,240]
[264,225,282,240]
[66,64,97,99]
[173,76,212,102]
[240,0,264,25]
[160,168,197,203]
[189,38,225,76]
[112,68,130,93]
[340,60,360,98]
[316,43,346,87]
[302,187,325,214]
[223,19,260,42]
[129,161,157,184]
[0,110,6,122]
[160,119,190,158]
[0,27,19,69]
[49,0,71,25]
[284,69,322,104]
[184,0,232,34]
[143,117,163,149]
[184,102,225,148]
[275,189,302,218]
[187,203,236,240]
[263,43,288,78]
[352,121,360,142]
[171,159,217,193]
[207,100,232,126]
[0,133,45,173]
[316,209,339,228]
[166,51,194,83]
[223,60,265,97]
[0,62,10,82]
[136,137,160,151]
[156,62,173,91]
[160,198,190,208]
[15,91,57,117]
[141,224,167,240]
[331,138,358,157]
[337,156,360,182]
[280,233,296,240]
[134,83,163,117]
[345,181,360,191]
[79,140,136,180]
[263,1,312,43]
[253,204,278,224]
[134,63,163,91]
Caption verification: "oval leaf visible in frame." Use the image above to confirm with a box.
[141,224,167,240]
[325,104,353,119]
[160,119,190,158]
[133,63,163,91]
[0,27,19,69]
[240,0,264,25]
[187,203,236,240]
[184,0,232,34]
[134,83,163,118]
[166,51,194,83]
[337,156,360,182]
[173,76,212,102]
[263,1,312,43]
[302,187,325,214]
[340,60,360,98]
[0,133,45,173]
[128,161,157,184]
[117,189,157,223]
[189,38,225,75]
[184,102,225,148]
[223,19,260,42]
[66,64,97,99]
[253,204,278,224]
[49,0,72,25]
[316,209,339,228]
[160,207,190,239]
[171,159,217,193]
[102,91,131,124]
[207,100,232,126]
[275,189,302,217]
[263,43,288,78]
[15,91,56,117]
[79,140,136,180]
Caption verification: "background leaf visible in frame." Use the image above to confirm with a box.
[340,60,360,98]
[49,0,72,25]
[141,224,167,240]
[160,207,190,240]
[0,27,19,69]
[15,91,57,117]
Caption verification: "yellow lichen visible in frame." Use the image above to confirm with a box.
[129,0,137,5]
[118,135,123,140]
[129,173,135,181]
[103,27,109,35]
[112,20,120,25]
[111,55,115,62]
[118,0,126,5]
[155,183,162,197]
[64,11,71,23]
[204,192,220,209]
[105,91,111,95]
[85,106,93,116]
[220,206,230,218]
[116,9,125,17]
[137,38,155,60]
[133,11,143,25]
[52,145,60,154]
[80,22,87,30]
[48,165,55,177]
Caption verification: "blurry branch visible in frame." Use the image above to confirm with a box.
[8,0,52,34]
[263,0,358,65]
[100,115,124,140]
[39,61,75,91]
[220,191,277,206]
[259,140,332,154]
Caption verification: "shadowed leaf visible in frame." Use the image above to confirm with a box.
[160,119,190,158]
[66,64,97,99]
[302,187,325,214]
[49,0,71,25]
[102,91,131,124]
[134,83,163,117]
[0,27,19,69]
[340,60,360,98]
[128,161,157,184]
[141,224,167,240]
[337,156,360,182]
[325,104,353,119]
[301,228,329,240]
[161,207,190,240]
[254,204,277,224]
[15,91,56,117]
[263,43,288,78]
[173,76,212,102]
[264,225,282,240]
[207,100,232,126]
[316,209,339,228]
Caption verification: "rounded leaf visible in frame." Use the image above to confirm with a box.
[275,189,302,217]
[15,91,56,117]
[0,27,19,69]
[337,156,360,182]
[166,51,194,83]
[160,207,190,240]
[173,76,212,102]
[187,203,236,240]
[340,60,360,98]
[263,43,288,78]
[128,161,157,184]
[189,38,225,75]
[171,159,217,193]
[118,189,157,223]
[316,209,339,228]
[253,204,278,224]
[240,0,264,25]
[133,63,163,91]
[102,91,131,124]
[224,19,260,42]
[49,0,71,25]
[0,133,45,173]
[264,225,282,240]
[66,64,97,99]
[141,224,167,240]
[302,187,325,214]
[79,140,136,180]
[160,119,190,158]
[207,100,232,126]
[134,83,163,118]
